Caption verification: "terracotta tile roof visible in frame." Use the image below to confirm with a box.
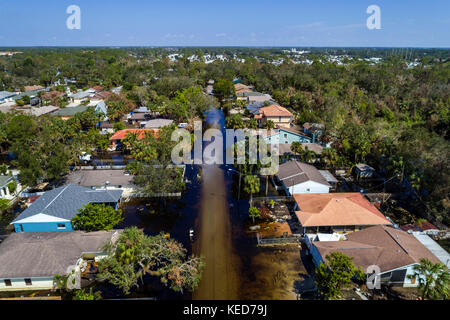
[24,85,44,92]
[294,193,391,227]
[314,225,441,272]
[109,129,159,141]
[258,104,294,117]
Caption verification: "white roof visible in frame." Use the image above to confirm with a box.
[413,232,450,268]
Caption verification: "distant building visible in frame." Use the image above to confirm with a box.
[143,118,174,129]
[109,129,159,149]
[354,163,375,179]
[265,127,313,145]
[237,91,272,104]
[0,175,18,199]
[254,104,294,128]
[0,230,120,291]
[52,105,89,120]
[0,91,17,103]
[11,184,123,233]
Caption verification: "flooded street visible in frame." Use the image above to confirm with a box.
[193,164,240,299]
[118,107,307,300]
[193,108,240,299]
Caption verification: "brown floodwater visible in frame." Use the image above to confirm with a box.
[193,164,240,299]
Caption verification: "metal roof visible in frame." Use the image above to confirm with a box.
[412,232,450,268]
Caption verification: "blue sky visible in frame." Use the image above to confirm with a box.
[0,0,448,47]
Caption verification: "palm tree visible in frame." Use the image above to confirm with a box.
[408,258,450,300]
[321,148,339,169]
[243,175,260,206]
[291,141,302,160]
[264,120,275,130]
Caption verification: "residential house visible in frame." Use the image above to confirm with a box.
[302,122,325,141]
[99,122,114,134]
[128,112,150,126]
[0,175,18,199]
[234,83,253,95]
[11,184,123,233]
[255,104,294,128]
[143,118,174,129]
[65,169,134,197]
[265,127,313,145]
[22,105,59,117]
[354,163,375,179]
[52,105,89,120]
[109,129,159,149]
[294,192,392,234]
[318,170,338,190]
[0,230,120,291]
[412,232,450,268]
[23,85,44,92]
[237,91,273,104]
[69,90,95,104]
[309,225,442,287]
[275,161,331,195]
[0,91,18,103]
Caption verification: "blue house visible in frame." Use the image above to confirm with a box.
[264,127,313,145]
[11,184,123,233]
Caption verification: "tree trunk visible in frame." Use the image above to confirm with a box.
[265,176,269,196]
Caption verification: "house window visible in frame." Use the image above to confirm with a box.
[25,278,32,286]
[284,134,287,138]
[19,224,24,232]
[306,188,311,192]
[4,279,12,286]
[279,117,282,122]
[57,223,66,229]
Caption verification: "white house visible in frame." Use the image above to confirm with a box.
[309,226,443,287]
[275,160,331,195]
[0,231,121,291]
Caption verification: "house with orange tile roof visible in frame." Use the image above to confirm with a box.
[255,104,294,128]
[293,193,391,234]
[109,129,159,149]
[308,225,442,287]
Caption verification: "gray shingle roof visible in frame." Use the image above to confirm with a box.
[144,118,174,128]
[12,184,123,223]
[0,231,120,278]
[0,175,13,187]
[276,161,331,188]
[53,105,89,117]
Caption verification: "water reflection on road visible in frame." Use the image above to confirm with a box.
[193,108,240,299]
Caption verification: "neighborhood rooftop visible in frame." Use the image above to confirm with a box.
[277,161,331,188]
[0,231,120,278]
[12,184,123,224]
[294,192,392,227]
[65,169,133,188]
[314,226,441,273]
